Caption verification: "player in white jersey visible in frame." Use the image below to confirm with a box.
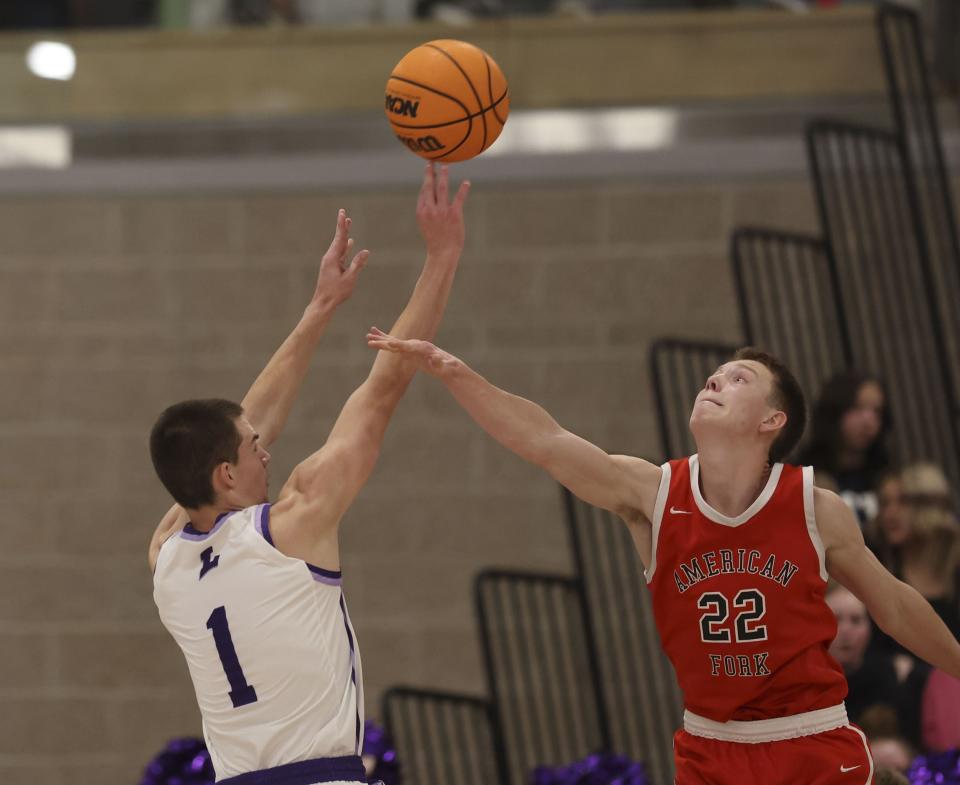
[148,164,469,785]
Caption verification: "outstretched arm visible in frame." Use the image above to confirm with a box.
[363,332,661,523]
[271,165,471,563]
[241,209,369,446]
[818,488,960,679]
[148,209,368,568]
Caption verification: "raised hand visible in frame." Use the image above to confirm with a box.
[366,326,457,377]
[417,163,471,259]
[310,209,370,312]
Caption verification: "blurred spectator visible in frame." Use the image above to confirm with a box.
[413,0,738,16]
[871,463,960,752]
[873,762,912,784]
[921,668,960,751]
[870,738,914,774]
[415,0,515,20]
[299,0,412,25]
[826,583,926,748]
[797,371,893,527]
[183,0,297,28]
[0,0,70,29]
[826,585,901,724]
[857,703,900,739]
[69,0,156,27]
[183,0,414,27]
[0,0,155,29]
[231,0,297,24]
[871,463,960,643]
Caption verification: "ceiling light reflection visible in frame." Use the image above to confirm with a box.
[487,107,678,157]
[26,41,76,81]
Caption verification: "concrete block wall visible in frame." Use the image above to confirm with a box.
[0,173,902,784]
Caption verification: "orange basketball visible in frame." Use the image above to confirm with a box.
[385,39,510,163]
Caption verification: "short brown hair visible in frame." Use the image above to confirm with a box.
[150,398,244,509]
[733,347,807,463]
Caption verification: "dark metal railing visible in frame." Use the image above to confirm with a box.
[806,119,960,487]
[382,687,506,785]
[878,2,960,406]
[730,228,851,402]
[562,486,682,785]
[475,569,609,785]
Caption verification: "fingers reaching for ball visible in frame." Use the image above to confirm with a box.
[453,178,471,211]
[366,327,403,353]
[325,208,350,259]
[436,163,449,206]
[416,163,470,257]
[366,328,423,358]
[309,208,370,311]
[417,162,471,211]
[346,248,370,278]
[418,163,435,211]
[367,328,453,377]
[366,326,388,346]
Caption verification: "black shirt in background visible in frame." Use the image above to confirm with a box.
[835,467,880,529]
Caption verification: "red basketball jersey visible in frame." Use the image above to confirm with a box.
[646,456,847,722]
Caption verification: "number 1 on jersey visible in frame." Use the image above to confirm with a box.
[206,606,258,708]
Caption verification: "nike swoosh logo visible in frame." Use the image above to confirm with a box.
[670,506,692,515]
[840,765,861,773]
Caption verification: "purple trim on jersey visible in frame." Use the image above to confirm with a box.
[217,755,364,785]
[255,503,273,546]
[255,505,343,585]
[181,510,235,541]
[339,593,362,754]
[307,563,343,586]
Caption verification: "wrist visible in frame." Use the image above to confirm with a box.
[438,354,467,383]
[303,296,337,325]
[425,246,462,268]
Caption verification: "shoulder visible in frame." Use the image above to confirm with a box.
[267,489,341,566]
[812,485,850,517]
[812,486,863,549]
[609,455,664,521]
[610,454,663,483]
[151,529,182,581]
[148,505,189,574]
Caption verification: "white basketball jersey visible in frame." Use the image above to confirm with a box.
[153,503,364,781]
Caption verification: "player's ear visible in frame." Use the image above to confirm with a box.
[759,409,787,435]
[212,461,235,493]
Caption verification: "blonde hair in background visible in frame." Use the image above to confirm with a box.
[900,462,960,597]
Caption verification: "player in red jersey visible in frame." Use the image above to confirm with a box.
[364,334,960,785]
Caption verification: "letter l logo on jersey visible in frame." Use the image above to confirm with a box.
[199,546,221,580]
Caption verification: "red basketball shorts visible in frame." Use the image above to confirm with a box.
[674,704,874,785]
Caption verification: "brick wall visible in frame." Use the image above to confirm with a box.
[0,173,892,783]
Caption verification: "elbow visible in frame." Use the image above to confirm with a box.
[868,584,909,637]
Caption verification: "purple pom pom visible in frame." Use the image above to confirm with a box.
[530,752,651,785]
[139,738,214,785]
[142,724,402,785]
[363,720,401,785]
[907,748,960,785]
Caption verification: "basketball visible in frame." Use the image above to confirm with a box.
[385,39,510,162]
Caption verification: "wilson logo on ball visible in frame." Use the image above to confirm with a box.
[385,95,420,119]
[384,39,510,163]
[397,134,446,154]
